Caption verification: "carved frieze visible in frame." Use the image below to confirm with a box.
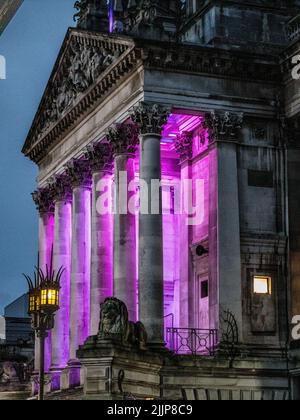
[22,30,136,164]
[203,110,244,143]
[107,122,139,156]
[85,142,113,172]
[130,102,170,136]
[175,131,193,163]
[65,158,92,188]
[50,174,73,202]
[113,0,180,40]
[38,40,119,139]
[32,187,54,214]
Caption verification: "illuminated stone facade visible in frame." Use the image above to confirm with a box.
[23,1,300,400]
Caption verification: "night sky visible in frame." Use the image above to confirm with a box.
[0,0,75,314]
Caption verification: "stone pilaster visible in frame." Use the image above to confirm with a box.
[85,142,114,336]
[32,188,55,377]
[174,132,193,328]
[203,111,244,334]
[107,122,139,322]
[131,102,170,346]
[49,175,72,391]
[66,159,91,387]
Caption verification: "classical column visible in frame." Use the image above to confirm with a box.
[107,122,138,322]
[66,159,91,372]
[131,103,170,346]
[49,175,72,390]
[203,110,244,334]
[85,142,114,336]
[32,188,55,376]
[174,132,193,329]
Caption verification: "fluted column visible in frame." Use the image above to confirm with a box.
[32,188,55,375]
[66,159,91,369]
[85,142,114,335]
[131,103,170,346]
[49,175,72,390]
[174,132,193,329]
[107,122,139,322]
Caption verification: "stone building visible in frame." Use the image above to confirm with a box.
[22,0,300,400]
[0,0,23,34]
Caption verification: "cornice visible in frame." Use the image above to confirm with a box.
[22,30,282,165]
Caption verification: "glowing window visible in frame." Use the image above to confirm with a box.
[253,276,272,295]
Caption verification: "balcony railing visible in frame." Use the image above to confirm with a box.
[287,14,300,43]
[166,327,218,356]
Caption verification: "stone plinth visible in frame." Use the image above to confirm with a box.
[77,337,163,400]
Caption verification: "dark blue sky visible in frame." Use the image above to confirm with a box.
[0,0,74,314]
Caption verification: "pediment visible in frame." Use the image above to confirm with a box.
[22,28,137,163]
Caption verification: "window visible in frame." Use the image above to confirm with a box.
[201,280,208,299]
[253,276,272,295]
[248,170,274,188]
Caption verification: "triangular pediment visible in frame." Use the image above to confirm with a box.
[22,28,137,163]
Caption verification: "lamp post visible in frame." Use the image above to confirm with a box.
[24,252,63,401]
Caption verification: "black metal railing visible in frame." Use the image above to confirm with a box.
[166,327,218,356]
[287,14,300,43]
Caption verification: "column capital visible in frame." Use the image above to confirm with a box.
[107,121,139,156]
[85,142,113,173]
[32,187,54,215]
[50,174,72,203]
[175,131,193,164]
[203,110,244,144]
[65,159,91,189]
[130,102,170,136]
[280,116,300,147]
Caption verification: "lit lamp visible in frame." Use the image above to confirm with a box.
[40,285,59,312]
[23,252,64,401]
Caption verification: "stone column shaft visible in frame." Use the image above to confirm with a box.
[107,123,139,322]
[86,142,114,336]
[139,134,164,344]
[32,189,55,374]
[131,102,170,345]
[69,185,91,359]
[114,154,137,321]
[67,159,91,366]
[204,111,244,334]
[175,132,193,329]
[51,199,72,368]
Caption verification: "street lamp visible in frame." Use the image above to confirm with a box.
[24,252,64,401]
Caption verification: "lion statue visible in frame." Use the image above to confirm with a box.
[98,297,147,351]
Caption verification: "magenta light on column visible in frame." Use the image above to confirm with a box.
[107,0,114,33]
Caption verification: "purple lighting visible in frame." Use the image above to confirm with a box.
[107,0,114,33]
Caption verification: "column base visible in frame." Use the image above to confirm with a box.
[66,360,82,389]
[49,367,65,392]
[148,340,168,354]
